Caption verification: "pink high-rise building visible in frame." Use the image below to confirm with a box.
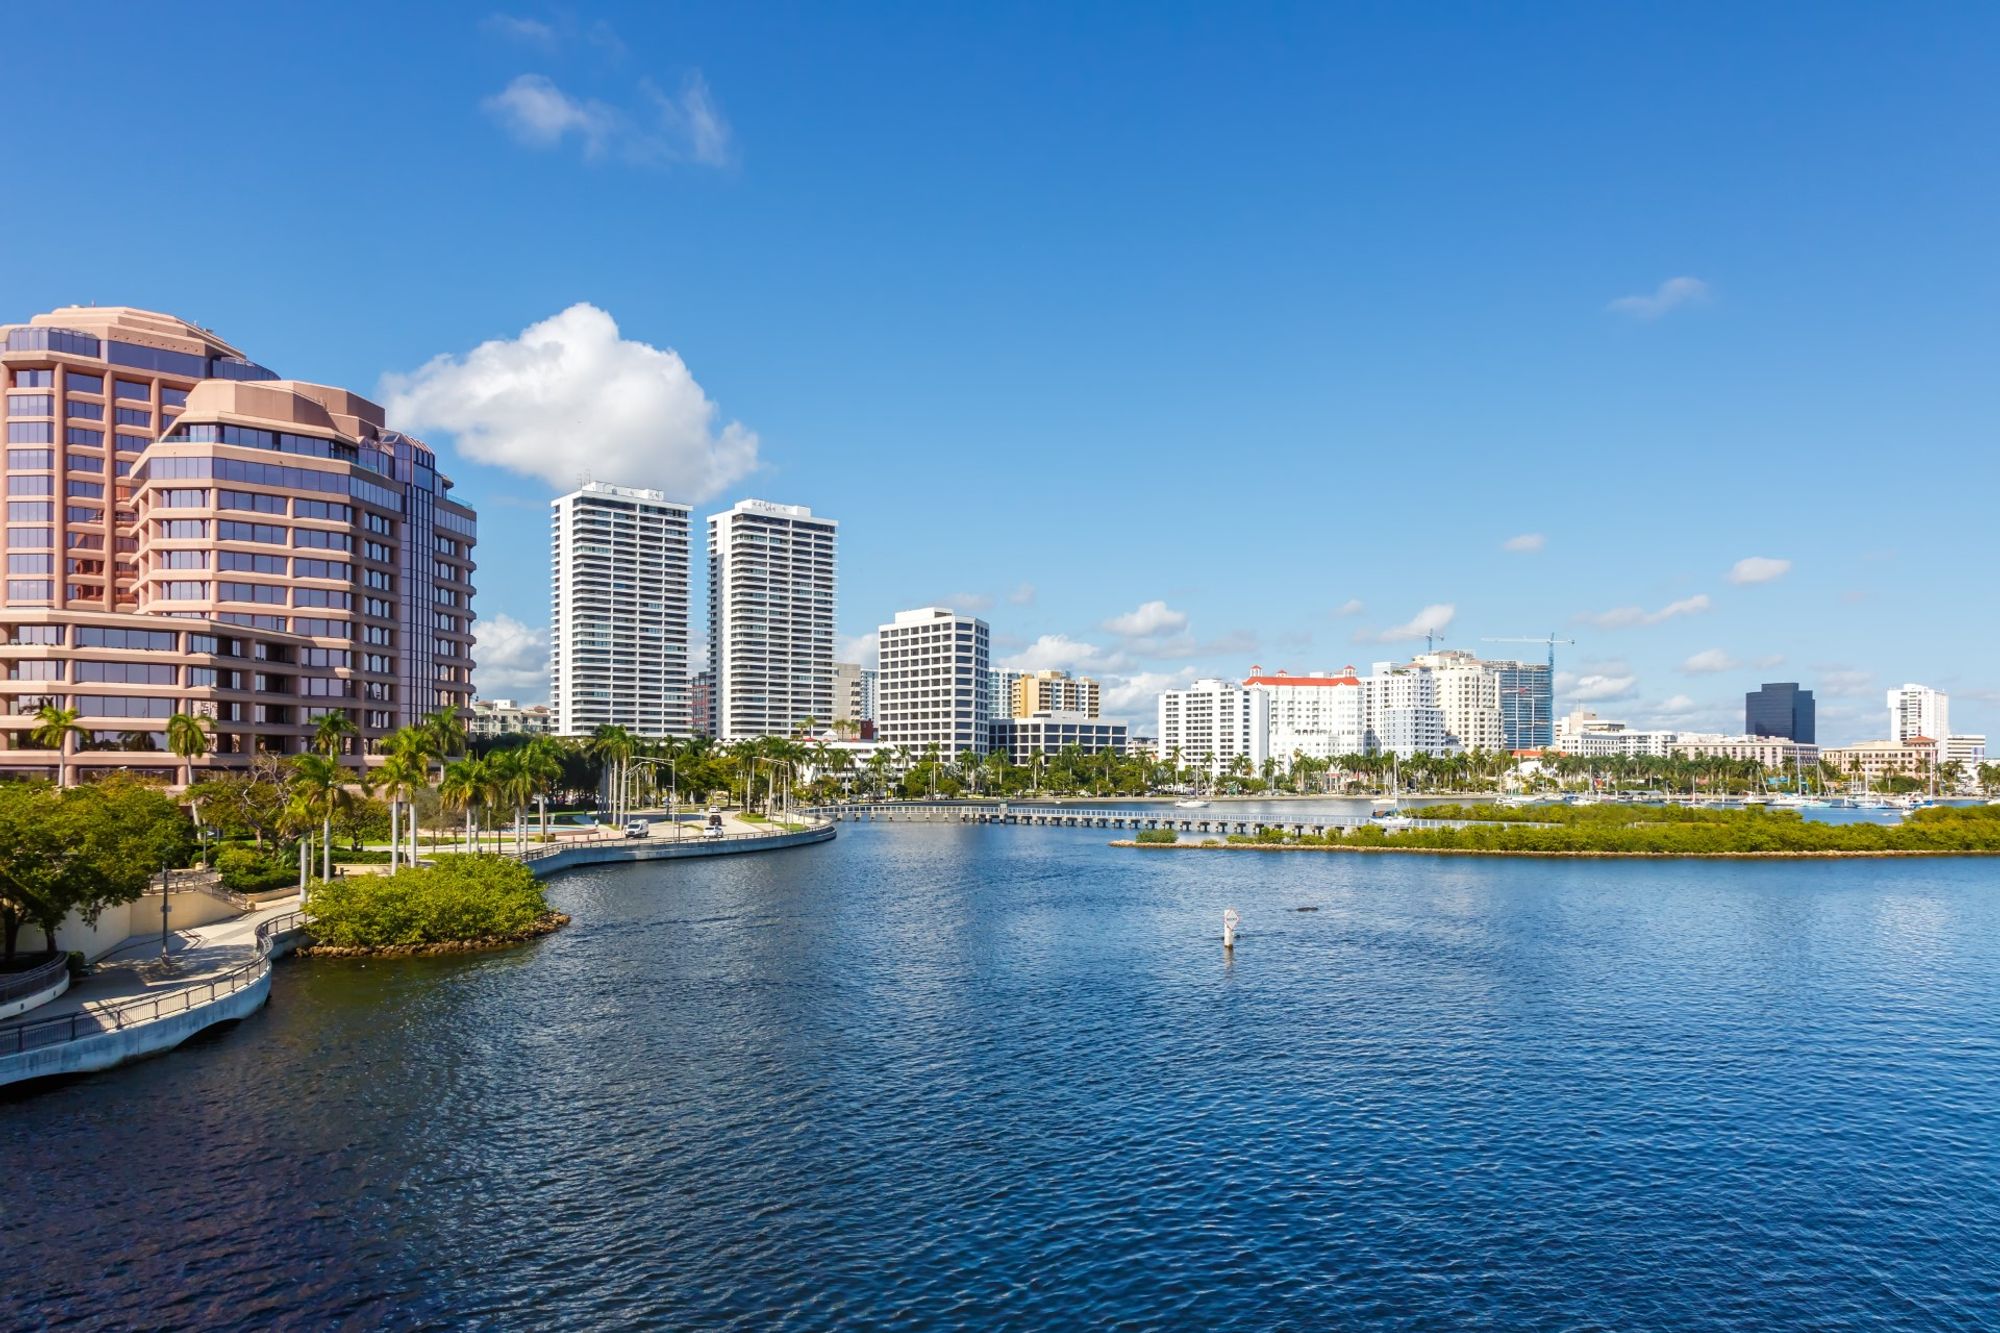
[1,306,477,782]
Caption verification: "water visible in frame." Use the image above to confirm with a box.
[6,826,1999,1329]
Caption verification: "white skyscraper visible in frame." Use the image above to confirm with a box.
[707,499,838,740]
[876,607,990,758]
[1887,683,1950,743]
[550,482,691,737]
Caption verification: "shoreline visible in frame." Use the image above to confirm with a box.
[295,912,572,958]
[1110,842,2000,860]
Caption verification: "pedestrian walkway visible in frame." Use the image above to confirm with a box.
[0,896,301,1035]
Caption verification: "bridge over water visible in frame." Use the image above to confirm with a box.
[808,802,1394,839]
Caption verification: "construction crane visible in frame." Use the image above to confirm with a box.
[1481,633,1576,672]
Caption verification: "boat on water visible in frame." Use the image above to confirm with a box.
[1174,798,1209,810]
[1373,757,1417,828]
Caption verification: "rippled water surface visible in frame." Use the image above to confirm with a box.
[6,826,1999,1329]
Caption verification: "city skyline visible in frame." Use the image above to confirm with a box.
[3,6,1994,744]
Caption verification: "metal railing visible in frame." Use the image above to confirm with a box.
[505,816,833,864]
[1,909,302,1057]
[0,953,70,1007]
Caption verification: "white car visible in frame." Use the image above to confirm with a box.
[623,819,650,839]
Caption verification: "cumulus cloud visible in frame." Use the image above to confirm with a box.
[1007,583,1037,606]
[836,631,878,669]
[1728,556,1792,585]
[1681,649,1739,674]
[1102,600,1189,638]
[1576,593,1711,629]
[942,592,994,613]
[1358,603,1455,644]
[1502,533,1546,554]
[483,13,560,47]
[482,71,733,168]
[1001,634,1125,674]
[1100,668,1202,725]
[382,303,758,500]
[472,614,550,700]
[1333,599,1365,618]
[1607,276,1711,319]
[1657,693,1700,715]
[1557,670,1639,703]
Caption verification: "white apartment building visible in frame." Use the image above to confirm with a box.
[707,499,837,740]
[1159,678,1270,777]
[1368,661,1450,758]
[876,607,991,759]
[467,697,553,739]
[1887,683,1949,743]
[550,482,691,737]
[1244,666,1366,761]
[1412,650,1507,752]
[988,669,1023,727]
[1944,734,1987,788]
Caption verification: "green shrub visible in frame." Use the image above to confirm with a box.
[306,854,550,948]
[1136,828,1178,844]
[216,845,297,895]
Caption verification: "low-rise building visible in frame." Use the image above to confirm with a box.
[1944,734,1987,790]
[989,712,1127,765]
[1823,738,1937,787]
[467,697,552,739]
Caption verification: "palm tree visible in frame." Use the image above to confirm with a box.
[289,752,354,888]
[440,756,491,852]
[520,735,565,841]
[165,711,210,789]
[30,703,85,788]
[489,747,541,852]
[421,708,467,783]
[590,725,637,823]
[375,730,430,871]
[312,710,356,762]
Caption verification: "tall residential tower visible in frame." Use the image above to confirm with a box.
[550,482,691,737]
[707,499,837,740]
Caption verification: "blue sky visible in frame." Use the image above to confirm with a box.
[5,2,1995,741]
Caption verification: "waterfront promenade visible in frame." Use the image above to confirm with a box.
[0,814,833,1090]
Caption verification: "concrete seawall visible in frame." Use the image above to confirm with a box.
[0,970,270,1085]
[525,824,836,878]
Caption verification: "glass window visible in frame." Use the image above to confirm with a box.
[12,370,52,388]
[6,448,53,469]
[6,422,54,444]
[160,387,189,408]
[105,340,204,378]
[66,399,104,421]
[5,526,52,547]
[65,451,103,472]
[7,501,53,521]
[3,625,63,645]
[159,580,208,600]
[65,505,102,524]
[161,550,208,569]
[115,433,150,452]
[7,474,52,496]
[66,479,104,499]
[158,519,208,540]
[217,489,287,515]
[157,489,209,509]
[74,661,177,685]
[65,427,104,446]
[6,393,54,415]
[114,407,152,428]
[218,520,288,544]
[6,553,54,574]
[114,380,150,401]
[294,587,351,609]
[66,373,104,395]
[218,551,287,574]
[4,579,52,600]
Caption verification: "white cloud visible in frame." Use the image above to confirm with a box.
[942,592,994,613]
[382,303,758,501]
[836,631,878,669]
[1099,668,1202,727]
[1815,666,1875,698]
[1557,670,1639,703]
[1657,693,1700,715]
[471,615,549,701]
[483,74,614,154]
[1007,583,1037,606]
[1607,276,1711,319]
[483,14,560,47]
[1102,600,1189,638]
[482,71,733,168]
[1502,533,1546,554]
[1000,634,1125,674]
[1681,649,1739,675]
[1728,556,1792,585]
[1577,593,1711,629]
[1333,599,1364,618]
[1752,653,1786,669]
[1358,603,1455,644]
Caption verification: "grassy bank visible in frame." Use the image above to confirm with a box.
[1118,803,2000,857]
